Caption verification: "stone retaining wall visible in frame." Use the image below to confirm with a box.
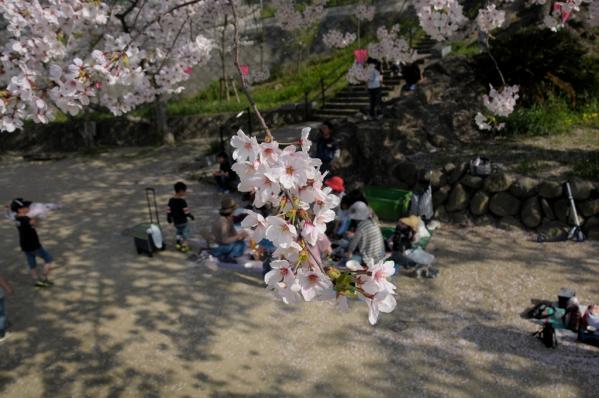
[0,105,308,152]
[402,162,599,240]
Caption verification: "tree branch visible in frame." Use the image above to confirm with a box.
[228,0,273,139]
[115,0,140,34]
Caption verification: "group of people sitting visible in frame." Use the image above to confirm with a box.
[529,296,599,348]
[202,177,388,267]
[563,298,599,347]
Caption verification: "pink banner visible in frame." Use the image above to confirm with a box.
[354,49,368,64]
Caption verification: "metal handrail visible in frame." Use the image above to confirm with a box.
[303,66,350,113]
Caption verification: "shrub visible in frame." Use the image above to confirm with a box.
[504,97,575,136]
[478,28,599,107]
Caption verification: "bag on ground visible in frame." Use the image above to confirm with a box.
[409,185,434,221]
[469,156,492,176]
[404,247,435,265]
[533,322,558,348]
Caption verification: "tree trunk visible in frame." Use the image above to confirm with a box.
[81,113,96,148]
[220,15,229,102]
[155,96,174,146]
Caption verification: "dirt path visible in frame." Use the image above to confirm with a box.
[0,147,598,398]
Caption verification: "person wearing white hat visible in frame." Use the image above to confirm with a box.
[346,201,385,263]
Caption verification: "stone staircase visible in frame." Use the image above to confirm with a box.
[312,37,438,120]
[312,70,401,120]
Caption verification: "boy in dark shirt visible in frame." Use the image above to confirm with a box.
[213,152,233,193]
[167,182,194,253]
[11,199,54,288]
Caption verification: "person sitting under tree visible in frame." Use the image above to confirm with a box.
[213,152,234,193]
[314,121,339,173]
[345,201,385,263]
[579,303,599,347]
[211,196,248,263]
[401,61,423,93]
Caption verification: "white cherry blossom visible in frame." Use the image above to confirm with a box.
[264,260,296,288]
[230,130,260,161]
[265,216,298,248]
[323,30,357,49]
[476,4,506,33]
[366,291,397,325]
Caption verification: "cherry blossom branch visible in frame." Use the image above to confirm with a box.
[123,0,205,51]
[154,16,191,76]
[116,0,140,33]
[486,48,506,86]
[228,0,272,139]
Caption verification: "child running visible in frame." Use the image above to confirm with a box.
[11,199,54,288]
[167,182,194,253]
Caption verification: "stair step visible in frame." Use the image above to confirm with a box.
[341,86,393,92]
[312,113,354,121]
[314,108,359,116]
[322,103,369,110]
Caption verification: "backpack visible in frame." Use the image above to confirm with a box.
[391,222,414,253]
[527,303,555,319]
[533,322,558,348]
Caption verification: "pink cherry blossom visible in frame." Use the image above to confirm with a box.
[360,260,397,295]
[297,270,333,301]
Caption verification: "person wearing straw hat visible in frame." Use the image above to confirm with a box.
[210,196,248,262]
[345,201,385,263]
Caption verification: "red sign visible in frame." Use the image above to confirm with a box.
[354,49,368,64]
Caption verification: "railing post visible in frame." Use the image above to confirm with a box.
[220,124,225,152]
[320,77,325,108]
[304,91,309,121]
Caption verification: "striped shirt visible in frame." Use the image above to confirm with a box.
[348,219,385,262]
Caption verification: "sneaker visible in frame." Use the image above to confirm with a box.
[181,245,191,254]
[34,280,50,288]
[43,279,54,286]
[0,331,10,343]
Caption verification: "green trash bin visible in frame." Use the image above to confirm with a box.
[364,186,412,222]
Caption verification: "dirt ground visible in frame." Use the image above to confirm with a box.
[0,146,598,398]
